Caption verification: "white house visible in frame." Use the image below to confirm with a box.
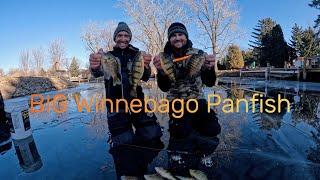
[293,57,304,68]
[293,56,320,68]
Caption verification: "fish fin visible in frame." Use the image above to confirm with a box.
[130,88,137,97]
[144,174,164,180]
[176,176,195,180]
[133,51,142,61]
[189,169,208,180]
[155,167,177,180]
[120,176,138,180]
[113,77,122,86]
[186,48,199,55]
[188,72,198,79]
[105,74,111,80]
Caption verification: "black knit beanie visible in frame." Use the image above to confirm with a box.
[167,22,188,40]
[113,22,132,41]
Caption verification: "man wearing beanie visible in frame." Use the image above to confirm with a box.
[89,22,163,149]
[153,22,221,163]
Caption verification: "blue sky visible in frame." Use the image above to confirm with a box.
[0,0,318,72]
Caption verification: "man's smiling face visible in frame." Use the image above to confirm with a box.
[169,32,187,49]
[115,31,130,49]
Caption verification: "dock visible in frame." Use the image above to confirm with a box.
[239,67,320,82]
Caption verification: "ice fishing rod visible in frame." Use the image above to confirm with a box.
[111,142,255,155]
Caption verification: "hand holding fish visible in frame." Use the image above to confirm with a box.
[89,48,104,70]
[142,53,152,69]
[204,54,216,69]
[153,55,162,71]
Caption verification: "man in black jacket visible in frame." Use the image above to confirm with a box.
[0,90,11,145]
[89,22,162,147]
[153,22,221,143]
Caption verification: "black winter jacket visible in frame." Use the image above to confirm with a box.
[91,45,151,103]
[157,41,216,95]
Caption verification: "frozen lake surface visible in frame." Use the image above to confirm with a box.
[0,78,319,179]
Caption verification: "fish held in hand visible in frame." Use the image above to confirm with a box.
[187,54,205,78]
[101,52,121,86]
[159,52,175,83]
[120,176,139,180]
[176,176,195,180]
[189,169,208,180]
[130,51,145,97]
[155,167,176,180]
[144,174,165,180]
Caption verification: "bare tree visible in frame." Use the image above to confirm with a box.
[118,0,188,56]
[19,49,30,76]
[81,21,117,53]
[32,47,45,76]
[62,58,70,71]
[85,62,90,70]
[48,39,66,71]
[0,68,4,77]
[8,68,21,77]
[185,0,241,71]
[101,21,117,51]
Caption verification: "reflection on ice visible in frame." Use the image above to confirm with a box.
[0,81,319,179]
[13,135,42,173]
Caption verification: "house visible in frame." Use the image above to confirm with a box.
[306,56,320,68]
[293,56,320,68]
[79,69,90,79]
[293,57,304,68]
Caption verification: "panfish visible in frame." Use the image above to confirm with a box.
[155,167,177,180]
[120,176,139,180]
[176,176,195,180]
[186,53,205,78]
[144,174,165,180]
[101,52,121,86]
[189,169,208,180]
[159,52,175,83]
[130,51,145,97]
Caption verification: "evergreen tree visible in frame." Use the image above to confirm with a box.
[301,27,319,57]
[242,49,255,67]
[288,46,298,65]
[290,24,319,57]
[309,0,320,35]
[268,24,289,68]
[69,57,80,77]
[255,24,285,67]
[289,23,303,56]
[226,45,244,69]
[249,18,276,66]
[249,18,276,49]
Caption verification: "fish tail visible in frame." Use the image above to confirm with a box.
[113,77,122,86]
[189,169,208,180]
[130,88,137,97]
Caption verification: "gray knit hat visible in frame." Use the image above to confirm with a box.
[168,22,188,40]
[113,22,132,41]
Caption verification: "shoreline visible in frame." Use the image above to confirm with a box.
[0,76,77,100]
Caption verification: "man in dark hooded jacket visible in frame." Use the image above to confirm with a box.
[153,22,221,147]
[89,22,163,147]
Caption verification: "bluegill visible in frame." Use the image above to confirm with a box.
[159,52,175,83]
[144,174,164,180]
[189,169,208,180]
[101,52,121,86]
[155,167,176,180]
[120,176,139,180]
[130,51,145,97]
[186,53,205,78]
[176,176,195,180]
